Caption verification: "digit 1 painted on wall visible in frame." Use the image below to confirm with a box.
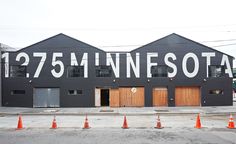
[16,52,30,77]
[2,53,9,78]
[51,53,64,78]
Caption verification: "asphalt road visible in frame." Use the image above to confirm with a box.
[0,114,236,144]
[0,128,236,144]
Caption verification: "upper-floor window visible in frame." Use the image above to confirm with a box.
[151,65,168,77]
[67,66,84,77]
[233,68,236,78]
[11,90,26,95]
[10,65,27,77]
[95,65,112,77]
[209,66,224,77]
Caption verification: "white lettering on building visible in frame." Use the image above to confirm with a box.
[164,53,177,78]
[51,53,64,78]
[33,52,46,78]
[126,53,140,78]
[106,53,120,78]
[71,53,79,66]
[2,53,9,78]
[182,53,199,78]
[221,54,233,77]
[95,53,99,66]
[80,53,88,78]
[147,53,158,78]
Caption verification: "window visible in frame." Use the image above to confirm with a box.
[11,90,25,95]
[233,73,236,78]
[209,66,224,77]
[68,90,83,95]
[10,65,27,77]
[67,66,84,77]
[209,89,224,95]
[95,65,112,77]
[151,65,168,77]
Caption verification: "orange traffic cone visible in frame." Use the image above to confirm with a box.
[195,113,202,129]
[83,115,90,129]
[122,115,129,129]
[155,115,163,129]
[51,116,57,129]
[227,114,235,129]
[16,115,23,130]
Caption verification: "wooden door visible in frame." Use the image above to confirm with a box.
[153,87,168,107]
[119,87,144,107]
[110,88,120,107]
[175,87,200,106]
[119,88,131,107]
[131,87,144,107]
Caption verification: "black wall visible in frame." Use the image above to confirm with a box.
[1,33,233,107]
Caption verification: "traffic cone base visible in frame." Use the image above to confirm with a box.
[227,114,235,129]
[83,115,90,129]
[122,115,129,129]
[195,114,202,129]
[16,115,23,130]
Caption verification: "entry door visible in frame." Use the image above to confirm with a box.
[101,89,109,106]
[175,87,200,106]
[153,87,168,107]
[33,88,60,107]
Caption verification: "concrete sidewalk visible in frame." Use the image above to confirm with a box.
[0,102,236,116]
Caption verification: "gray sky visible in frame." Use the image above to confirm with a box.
[1,0,236,66]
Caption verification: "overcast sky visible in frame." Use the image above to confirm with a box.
[1,0,236,66]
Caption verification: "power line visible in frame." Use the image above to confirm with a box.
[212,43,236,48]
[4,38,236,50]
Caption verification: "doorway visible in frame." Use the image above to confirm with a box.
[153,87,168,107]
[33,88,60,107]
[101,89,109,106]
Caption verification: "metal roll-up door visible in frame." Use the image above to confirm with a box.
[33,88,60,107]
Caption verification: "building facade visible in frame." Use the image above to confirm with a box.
[1,33,234,107]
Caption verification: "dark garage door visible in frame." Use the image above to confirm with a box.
[33,88,60,107]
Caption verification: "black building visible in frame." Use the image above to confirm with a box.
[1,33,234,107]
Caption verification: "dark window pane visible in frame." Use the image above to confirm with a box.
[68,90,83,95]
[151,65,168,77]
[209,90,224,95]
[95,65,112,77]
[10,66,27,77]
[77,90,83,95]
[209,66,224,77]
[11,90,25,95]
[68,90,76,95]
[67,66,84,77]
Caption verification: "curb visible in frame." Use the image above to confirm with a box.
[1,112,236,116]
